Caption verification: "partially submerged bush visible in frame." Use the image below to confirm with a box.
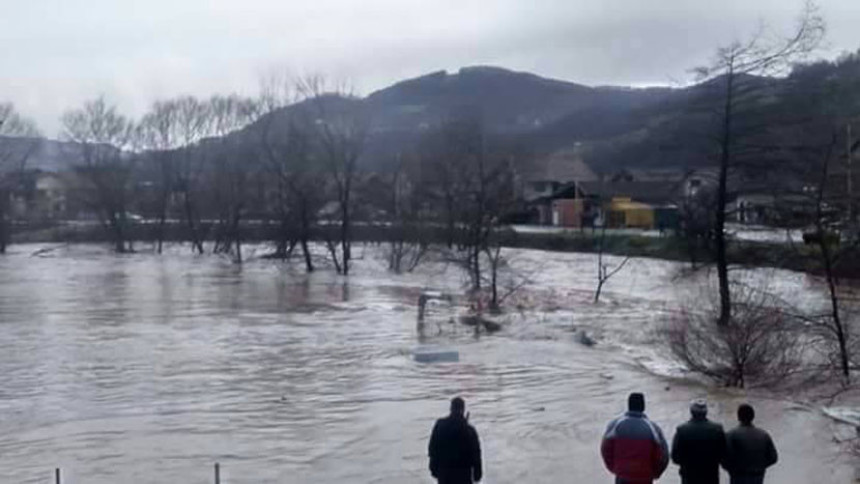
[667,282,804,388]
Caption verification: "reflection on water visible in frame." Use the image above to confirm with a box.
[0,245,852,483]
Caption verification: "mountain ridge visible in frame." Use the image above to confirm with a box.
[7,63,838,174]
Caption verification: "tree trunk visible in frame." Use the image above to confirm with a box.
[822,239,850,381]
[301,237,314,272]
[231,210,243,264]
[472,243,482,290]
[815,139,849,381]
[594,279,605,304]
[490,257,499,310]
[0,221,7,254]
[340,196,351,276]
[300,205,314,272]
[183,191,205,255]
[156,181,169,254]
[0,199,8,254]
[112,220,127,253]
[156,197,167,254]
[715,71,735,327]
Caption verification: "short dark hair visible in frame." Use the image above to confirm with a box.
[628,392,645,412]
[738,404,755,424]
[451,397,466,415]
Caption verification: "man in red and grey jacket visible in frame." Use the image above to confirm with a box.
[601,392,669,484]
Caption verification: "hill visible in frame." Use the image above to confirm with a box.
[246,66,685,171]
[11,55,860,175]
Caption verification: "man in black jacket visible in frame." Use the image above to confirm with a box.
[428,397,483,484]
[723,404,778,484]
[671,399,726,484]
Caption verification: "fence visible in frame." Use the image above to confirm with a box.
[53,463,222,483]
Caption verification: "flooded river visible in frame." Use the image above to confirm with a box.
[0,244,854,483]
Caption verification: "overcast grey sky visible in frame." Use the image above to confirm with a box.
[1,0,858,136]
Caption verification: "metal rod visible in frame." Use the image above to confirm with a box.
[55,468,60,484]
[215,462,220,484]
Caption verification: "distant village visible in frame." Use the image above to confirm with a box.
[8,143,855,237]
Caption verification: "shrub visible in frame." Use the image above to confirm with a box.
[666,282,804,388]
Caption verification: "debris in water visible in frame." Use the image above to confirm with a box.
[575,330,596,347]
[417,291,454,323]
[459,315,503,333]
[413,347,459,363]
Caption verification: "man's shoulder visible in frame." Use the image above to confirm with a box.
[703,420,725,432]
[613,414,665,439]
[749,426,772,440]
[606,414,624,425]
[604,413,629,430]
[676,419,695,429]
[675,420,694,434]
[436,416,474,430]
[727,425,765,438]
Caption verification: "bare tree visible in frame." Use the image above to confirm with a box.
[256,76,323,271]
[594,225,631,303]
[139,100,183,253]
[172,96,212,254]
[428,113,519,309]
[0,103,40,253]
[419,124,467,249]
[689,1,825,326]
[203,95,260,263]
[374,154,430,273]
[808,139,854,382]
[298,77,368,275]
[62,97,136,253]
[667,282,804,388]
[439,114,491,288]
[482,229,537,312]
[775,108,858,383]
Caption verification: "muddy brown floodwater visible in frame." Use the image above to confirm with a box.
[0,244,854,483]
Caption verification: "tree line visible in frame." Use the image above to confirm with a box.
[0,77,529,310]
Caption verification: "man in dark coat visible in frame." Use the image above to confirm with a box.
[601,392,670,484]
[671,399,726,484]
[722,404,778,484]
[428,397,483,484]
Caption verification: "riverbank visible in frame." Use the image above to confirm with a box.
[11,221,855,278]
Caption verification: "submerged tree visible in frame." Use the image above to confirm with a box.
[0,103,40,253]
[689,1,825,326]
[172,96,213,254]
[256,76,324,272]
[667,282,804,388]
[298,77,368,275]
[138,100,184,253]
[774,54,860,383]
[424,112,519,309]
[62,97,137,253]
[204,94,260,263]
[369,153,431,274]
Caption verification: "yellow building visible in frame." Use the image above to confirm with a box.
[607,197,655,229]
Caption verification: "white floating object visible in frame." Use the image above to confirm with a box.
[413,346,459,363]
